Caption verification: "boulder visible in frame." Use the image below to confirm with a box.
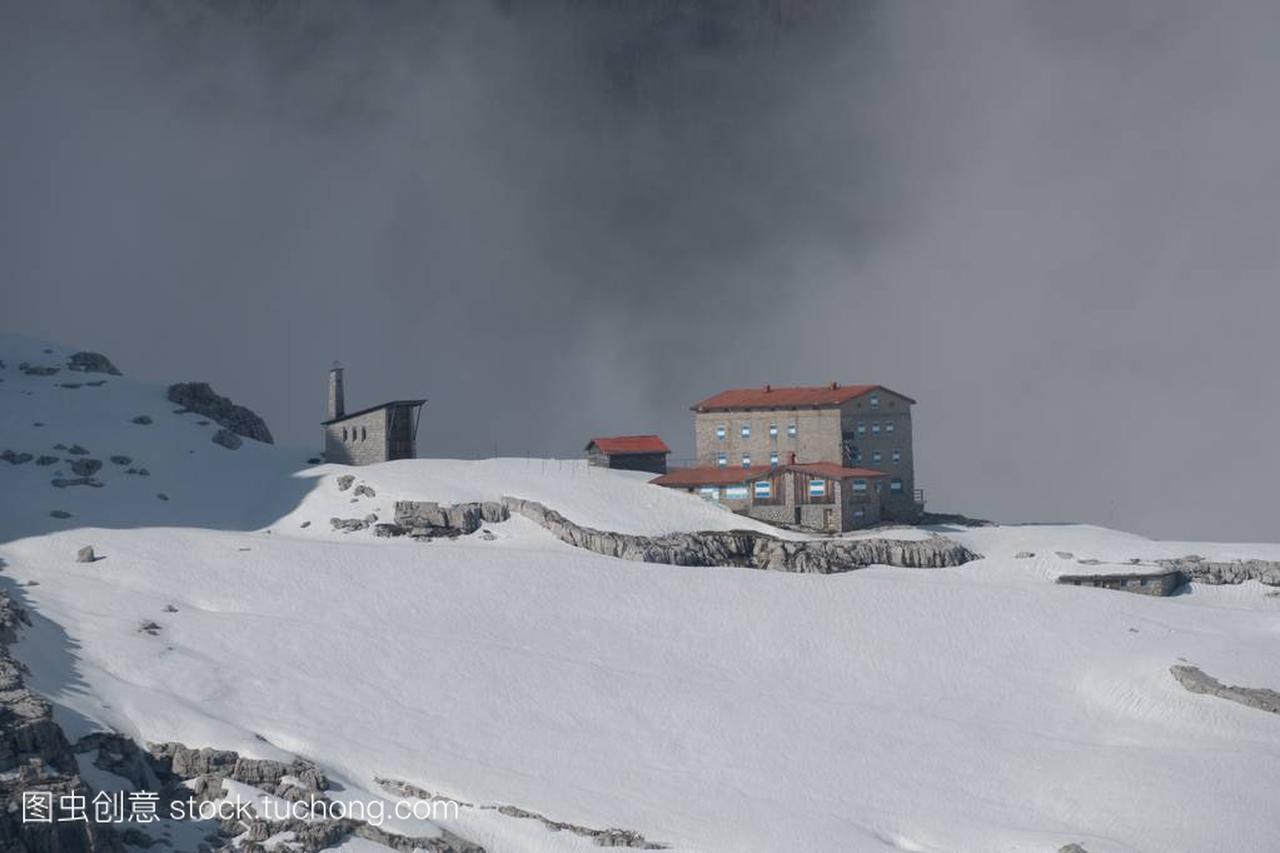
[69,458,102,477]
[67,444,90,455]
[354,484,376,498]
[130,415,153,425]
[0,450,32,465]
[166,382,273,444]
[35,455,59,466]
[76,546,96,563]
[336,474,355,491]
[49,510,72,519]
[66,351,122,375]
[110,455,132,465]
[211,428,243,450]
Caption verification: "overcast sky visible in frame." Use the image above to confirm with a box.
[4,0,1278,541]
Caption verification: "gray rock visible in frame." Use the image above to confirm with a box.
[504,497,979,572]
[157,492,169,501]
[300,520,311,528]
[330,517,371,533]
[67,444,89,455]
[166,382,273,444]
[353,484,376,498]
[1055,551,1074,559]
[336,474,356,491]
[211,428,243,450]
[374,523,406,537]
[36,455,58,466]
[58,382,82,389]
[1015,551,1035,559]
[51,477,102,488]
[18,362,59,376]
[1171,664,1280,715]
[76,545,96,563]
[130,415,153,425]
[69,457,102,477]
[0,450,32,464]
[1059,846,1090,853]
[67,351,122,375]
[138,621,162,636]
[49,510,72,519]
[110,455,132,465]
[392,501,510,537]
[1156,556,1280,588]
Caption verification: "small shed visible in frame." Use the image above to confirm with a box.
[585,435,671,474]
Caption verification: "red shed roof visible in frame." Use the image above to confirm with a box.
[692,383,915,411]
[585,435,671,455]
[651,465,772,488]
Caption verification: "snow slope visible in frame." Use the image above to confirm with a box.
[2,333,1280,853]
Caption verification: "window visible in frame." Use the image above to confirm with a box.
[852,449,862,463]
[852,479,868,493]
[885,422,895,433]
[724,485,748,500]
[341,427,347,441]
[769,423,778,438]
[872,450,881,464]
[890,478,904,493]
[715,424,726,440]
[853,509,865,519]
[787,422,797,437]
[741,423,751,439]
[717,454,727,468]
[856,422,866,436]
[769,451,779,467]
[361,426,367,441]
[808,479,827,498]
[699,486,720,500]
[870,394,880,407]
[754,480,772,498]
[741,454,751,468]
[892,449,901,463]
[871,423,881,435]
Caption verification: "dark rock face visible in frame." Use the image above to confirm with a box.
[66,352,121,375]
[503,498,979,572]
[0,593,126,852]
[1056,570,1183,597]
[1171,665,1280,715]
[166,382,273,444]
[211,428,243,450]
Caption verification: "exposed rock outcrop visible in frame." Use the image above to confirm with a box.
[166,382,274,444]
[1156,556,1280,587]
[389,501,510,538]
[1171,665,1280,715]
[503,497,978,573]
[66,351,121,375]
[0,593,125,852]
[211,428,243,450]
[1056,570,1183,597]
[1,450,33,465]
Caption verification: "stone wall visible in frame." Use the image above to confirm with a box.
[323,408,388,466]
[693,408,841,468]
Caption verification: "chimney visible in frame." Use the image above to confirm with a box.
[328,361,345,420]
[788,451,797,464]
[830,381,839,390]
[763,383,772,392]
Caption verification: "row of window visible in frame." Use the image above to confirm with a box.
[340,426,368,443]
[716,449,903,467]
[848,449,902,465]
[700,477,905,501]
[854,421,896,436]
[715,422,799,440]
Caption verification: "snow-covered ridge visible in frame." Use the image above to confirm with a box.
[3,332,1280,853]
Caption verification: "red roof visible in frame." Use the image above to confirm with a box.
[651,465,773,488]
[585,435,671,455]
[747,463,889,481]
[692,383,915,411]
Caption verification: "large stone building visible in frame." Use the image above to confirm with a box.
[321,363,426,465]
[689,382,920,520]
[585,435,671,474]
